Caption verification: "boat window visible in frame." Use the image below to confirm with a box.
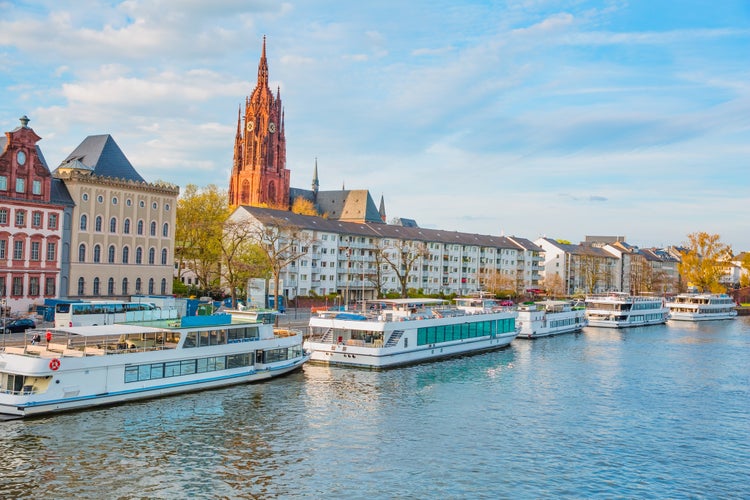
[184,332,197,348]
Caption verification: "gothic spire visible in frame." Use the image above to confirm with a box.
[312,157,319,196]
[379,194,386,222]
[258,35,269,87]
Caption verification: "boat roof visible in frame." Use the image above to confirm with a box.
[370,298,447,306]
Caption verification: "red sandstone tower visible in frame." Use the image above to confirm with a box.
[229,37,290,208]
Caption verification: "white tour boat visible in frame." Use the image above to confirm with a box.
[584,292,668,328]
[0,313,308,418]
[304,298,518,369]
[666,293,738,321]
[516,300,587,339]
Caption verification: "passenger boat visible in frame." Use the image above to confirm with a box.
[0,314,308,418]
[666,293,738,321]
[584,292,668,328]
[516,300,587,338]
[304,298,518,369]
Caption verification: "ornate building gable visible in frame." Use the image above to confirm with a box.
[229,37,290,209]
[0,115,53,202]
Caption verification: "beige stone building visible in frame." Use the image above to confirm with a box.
[53,135,179,300]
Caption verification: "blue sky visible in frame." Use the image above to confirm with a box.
[1,0,749,250]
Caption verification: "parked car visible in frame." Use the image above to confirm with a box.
[3,318,36,334]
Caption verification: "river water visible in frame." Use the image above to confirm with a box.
[1,318,749,499]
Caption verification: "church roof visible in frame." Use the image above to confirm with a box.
[56,134,145,182]
[316,189,383,223]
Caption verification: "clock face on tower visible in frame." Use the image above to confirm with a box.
[268,122,276,133]
[246,120,254,132]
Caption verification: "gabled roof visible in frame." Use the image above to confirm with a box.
[507,236,543,253]
[50,178,75,206]
[56,135,145,182]
[235,206,522,249]
[316,189,382,223]
[539,237,616,258]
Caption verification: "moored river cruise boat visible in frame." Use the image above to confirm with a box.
[516,300,587,339]
[666,293,738,321]
[0,314,308,418]
[304,298,518,369]
[584,293,668,328]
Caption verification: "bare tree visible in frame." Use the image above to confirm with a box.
[379,240,429,298]
[480,269,516,297]
[578,254,608,293]
[221,218,270,308]
[540,273,565,298]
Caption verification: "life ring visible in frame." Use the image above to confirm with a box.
[49,358,61,371]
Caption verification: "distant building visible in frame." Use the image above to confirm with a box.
[0,116,72,314]
[53,134,179,300]
[535,238,618,295]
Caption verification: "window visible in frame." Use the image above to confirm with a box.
[148,247,155,265]
[97,195,103,203]
[124,218,131,234]
[0,176,6,191]
[78,277,85,295]
[122,246,129,264]
[126,199,132,207]
[29,277,40,296]
[16,178,25,193]
[47,242,56,261]
[109,217,117,233]
[152,202,158,210]
[82,193,88,201]
[78,244,86,262]
[12,277,22,295]
[112,197,118,205]
[32,212,42,227]
[165,203,170,211]
[30,241,40,261]
[161,248,168,265]
[13,240,23,260]
[137,220,144,235]
[95,216,102,232]
[135,277,142,294]
[45,277,55,296]
[48,213,58,229]
[108,245,116,263]
[136,247,143,264]
[0,240,5,259]
[150,221,156,236]
[139,200,145,208]
[148,278,154,295]
[94,244,101,263]
[15,210,25,226]
[108,278,115,295]
[162,223,169,237]
[80,214,87,230]
[0,208,7,224]
[93,277,100,295]
[122,278,128,295]
[32,180,42,195]
[161,278,167,295]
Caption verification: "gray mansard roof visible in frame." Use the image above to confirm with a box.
[56,134,146,182]
[234,206,522,249]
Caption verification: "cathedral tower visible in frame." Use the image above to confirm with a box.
[229,37,290,208]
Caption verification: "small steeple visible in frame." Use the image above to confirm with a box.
[312,157,319,196]
[379,194,386,222]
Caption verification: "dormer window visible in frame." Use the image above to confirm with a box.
[0,176,7,191]
[32,180,42,195]
[15,178,25,193]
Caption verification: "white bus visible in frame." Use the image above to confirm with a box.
[54,301,176,327]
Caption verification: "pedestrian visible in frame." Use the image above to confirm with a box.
[45,330,52,345]
[31,332,41,345]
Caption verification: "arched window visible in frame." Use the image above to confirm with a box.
[93,277,100,295]
[241,180,250,204]
[77,277,85,295]
[148,247,155,265]
[108,277,115,295]
[137,220,144,235]
[95,216,102,232]
[122,277,128,295]
[78,244,86,262]
[109,217,117,233]
[122,246,129,264]
[93,244,101,263]
[161,248,168,265]
[80,214,87,231]
[108,245,116,263]
[162,223,169,237]
[160,278,167,295]
[136,247,143,264]
[124,218,131,234]
[148,278,154,295]
[150,221,156,236]
[135,278,142,294]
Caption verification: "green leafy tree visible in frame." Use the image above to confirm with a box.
[175,184,230,294]
[221,218,271,308]
[739,253,750,288]
[678,232,733,293]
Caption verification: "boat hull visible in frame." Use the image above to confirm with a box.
[668,312,738,322]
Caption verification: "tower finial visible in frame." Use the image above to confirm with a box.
[19,115,30,128]
[257,36,269,87]
[312,157,319,196]
[379,194,386,222]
